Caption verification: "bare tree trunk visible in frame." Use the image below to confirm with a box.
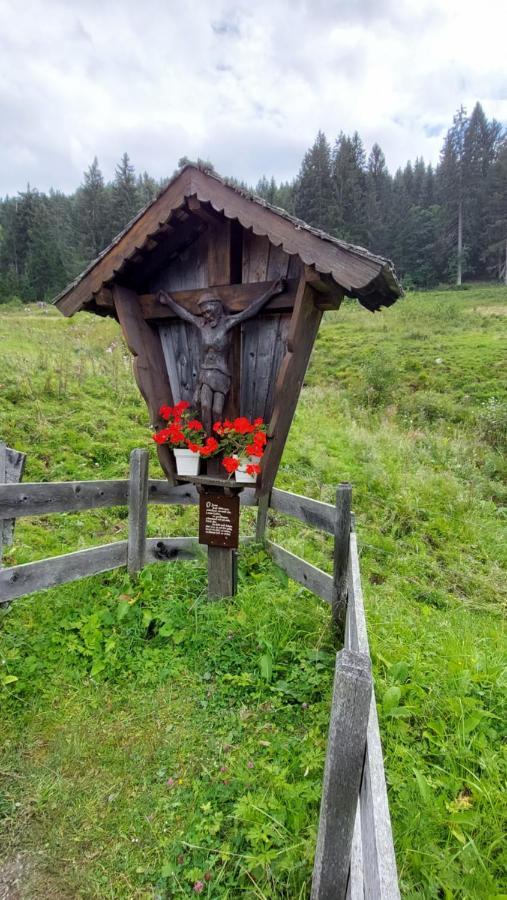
[456,200,463,286]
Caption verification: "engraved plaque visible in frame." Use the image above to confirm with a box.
[199,493,240,548]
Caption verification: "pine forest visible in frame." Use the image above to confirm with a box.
[1,102,506,303]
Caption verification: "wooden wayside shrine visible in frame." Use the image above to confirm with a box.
[55,164,401,597]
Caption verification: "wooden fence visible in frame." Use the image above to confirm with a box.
[0,448,399,898]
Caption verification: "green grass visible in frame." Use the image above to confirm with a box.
[1,286,506,897]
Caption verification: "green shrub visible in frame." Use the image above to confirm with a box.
[358,349,400,407]
[477,398,507,451]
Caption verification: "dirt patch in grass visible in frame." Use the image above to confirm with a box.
[475,304,507,315]
[0,853,32,900]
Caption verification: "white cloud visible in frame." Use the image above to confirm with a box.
[0,0,505,194]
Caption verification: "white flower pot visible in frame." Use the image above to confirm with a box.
[235,455,261,483]
[173,448,201,476]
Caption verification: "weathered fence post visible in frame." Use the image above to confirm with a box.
[332,482,352,641]
[0,443,6,567]
[255,492,269,543]
[127,448,149,576]
[311,648,372,900]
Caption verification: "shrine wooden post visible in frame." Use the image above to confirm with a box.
[54,164,401,599]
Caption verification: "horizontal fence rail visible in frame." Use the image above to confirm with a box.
[345,533,400,900]
[0,538,202,603]
[0,477,257,521]
[266,540,334,603]
[270,487,336,534]
[0,479,130,519]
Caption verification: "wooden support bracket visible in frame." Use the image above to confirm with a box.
[113,285,175,481]
[256,270,323,538]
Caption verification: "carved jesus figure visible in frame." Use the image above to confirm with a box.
[158,276,286,434]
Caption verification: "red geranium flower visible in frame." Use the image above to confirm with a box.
[245,443,263,458]
[246,463,261,476]
[159,405,173,420]
[200,436,219,457]
[222,456,240,474]
[187,419,204,431]
[152,429,170,444]
[233,416,255,434]
[174,400,191,414]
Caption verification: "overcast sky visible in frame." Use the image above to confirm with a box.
[1,0,506,196]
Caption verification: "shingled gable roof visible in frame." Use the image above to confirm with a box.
[54,164,402,316]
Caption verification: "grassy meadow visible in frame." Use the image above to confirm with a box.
[0,285,506,898]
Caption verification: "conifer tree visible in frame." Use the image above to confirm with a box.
[332,132,367,244]
[111,153,140,235]
[365,143,391,254]
[294,131,338,233]
[438,106,468,283]
[75,158,110,259]
[463,102,503,276]
[138,171,159,206]
[485,138,507,281]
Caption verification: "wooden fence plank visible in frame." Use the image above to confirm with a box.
[269,488,335,534]
[0,542,128,603]
[332,483,352,640]
[1,446,26,548]
[128,449,149,575]
[0,480,129,519]
[147,480,257,507]
[0,537,205,604]
[346,533,400,900]
[0,443,6,566]
[0,476,258,520]
[311,649,372,900]
[346,805,364,900]
[148,479,199,505]
[266,540,333,603]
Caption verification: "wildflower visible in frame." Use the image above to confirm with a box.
[247,760,254,769]
[204,872,212,882]
[193,881,204,894]
[177,855,185,865]
[166,777,175,788]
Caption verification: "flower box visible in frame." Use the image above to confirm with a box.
[234,455,262,483]
[173,447,201,476]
